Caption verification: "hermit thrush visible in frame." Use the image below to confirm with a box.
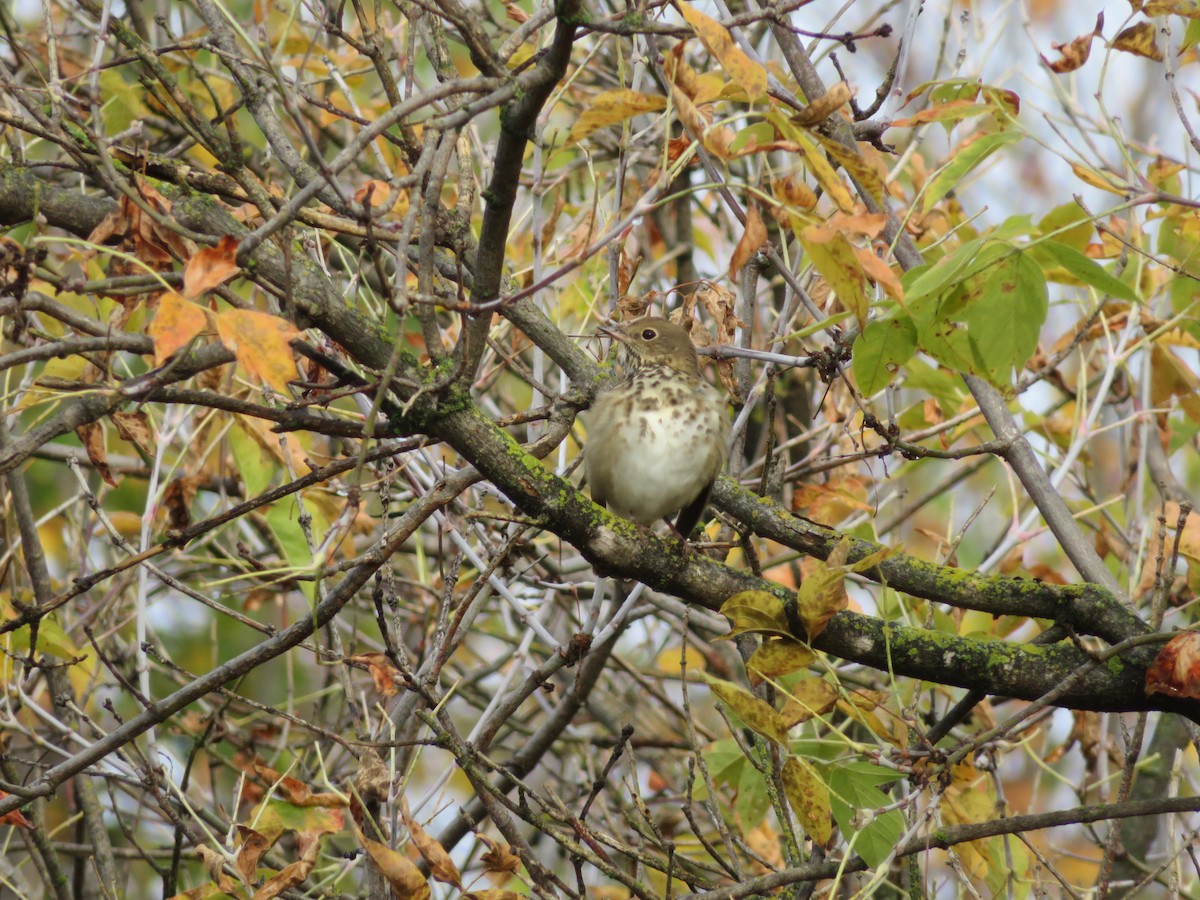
[586,317,730,538]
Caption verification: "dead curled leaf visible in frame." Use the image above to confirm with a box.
[1145,631,1200,699]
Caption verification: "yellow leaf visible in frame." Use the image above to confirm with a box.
[705,676,791,744]
[769,112,856,211]
[1150,344,1200,422]
[718,590,793,639]
[676,0,767,99]
[567,89,667,144]
[797,224,869,331]
[746,639,814,686]
[657,647,706,673]
[780,757,832,844]
[789,81,852,127]
[215,309,301,395]
[1111,21,1164,61]
[779,678,839,725]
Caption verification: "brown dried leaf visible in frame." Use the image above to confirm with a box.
[235,825,272,883]
[478,834,522,874]
[401,798,462,887]
[76,421,116,487]
[162,475,201,530]
[250,833,320,900]
[729,203,768,280]
[1145,631,1200,699]
[110,410,153,455]
[354,748,392,803]
[1042,13,1104,73]
[359,830,431,900]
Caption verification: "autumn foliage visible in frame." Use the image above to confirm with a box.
[2,0,1200,898]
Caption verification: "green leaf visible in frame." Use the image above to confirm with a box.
[1037,202,1093,251]
[728,121,776,155]
[1034,240,1138,302]
[736,757,772,828]
[961,250,1048,385]
[229,420,277,498]
[853,316,917,396]
[828,766,906,868]
[921,130,1024,213]
[702,738,746,783]
[904,238,983,305]
[266,501,316,601]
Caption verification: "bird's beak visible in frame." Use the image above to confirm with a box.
[596,322,625,342]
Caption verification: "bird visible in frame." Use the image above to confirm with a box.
[585,316,730,538]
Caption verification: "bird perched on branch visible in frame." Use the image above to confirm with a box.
[585,317,730,538]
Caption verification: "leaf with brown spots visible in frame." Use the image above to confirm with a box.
[1111,21,1163,61]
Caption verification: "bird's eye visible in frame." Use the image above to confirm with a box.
[641,328,657,340]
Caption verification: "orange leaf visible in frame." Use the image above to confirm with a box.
[359,830,431,900]
[0,792,33,830]
[250,833,320,900]
[1145,632,1200,699]
[401,798,462,887]
[215,309,301,395]
[183,235,241,298]
[729,203,768,280]
[235,825,272,883]
[150,292,209,366]
[348,652,401,697]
